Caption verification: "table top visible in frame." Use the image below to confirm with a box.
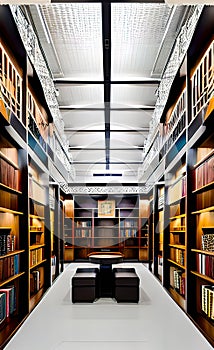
[88,254,123,265]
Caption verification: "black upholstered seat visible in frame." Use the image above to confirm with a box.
[72,268,99,303]
[113,267,139,303]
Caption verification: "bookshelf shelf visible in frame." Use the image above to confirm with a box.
[30,244,45,251]
[0,151,19,170]
[168,259,186,269]
[190,271,214,284]
[0,250,25,259]
[170,230,186,233]
[192,181,214,194]
[169,244,186,250]
[29,214,45,220]
[0,183,22,195]
[191,249,214,256]
[29,259,47,270]
[0,272,25,288]
[0,208,23,215]
[191,206,214,214]
[170,214,186,220]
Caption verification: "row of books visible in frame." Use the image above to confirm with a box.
[194,155,214,191]
[30,270,41,294]
[196,253,214,279]
[0,285,16,325]
[0,189,18,211]
[170,266,185,296]
[0,157,19,191]
[164,89,186,137]
[74,228,92,238]
[0,233,16,256]
[29,177,45,205]
[120,229,137,238]
[201,285,214,320]
[30,200,45,218]
[195,189,214,211]
[30,247,44,267]
[168,176,186,205]
[75,221,91,228]
[202,232,214,252]
[120,219,138,228]
[0,255,20,282]
[170,248,185,266]
[161,113,186,157]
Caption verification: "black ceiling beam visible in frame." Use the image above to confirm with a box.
[102,0,111,170]
[64,129,149,132]
[69,147,144,150]
[51,0,164,3]
[72,161,142,164]
[59,106,155,111]
[54,79,160,84]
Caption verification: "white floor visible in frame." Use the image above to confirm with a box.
[5,263,213,350]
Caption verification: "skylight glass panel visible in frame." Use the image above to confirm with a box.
[111,3,171,80]
[41,3,103,80]
[111,85,157,107]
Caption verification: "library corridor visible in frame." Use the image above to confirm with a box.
[0,2,214,349]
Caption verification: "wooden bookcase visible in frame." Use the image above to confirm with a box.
[165,161,187,310]
[63,195,150,262]
[0,41,23,124]
[28,159,50,312]
[64,199,74,262]
[27,87,49,152]
[139,199,149,261]
[153,182,165,281]
[188,144,214,345]
[0,131,28,347]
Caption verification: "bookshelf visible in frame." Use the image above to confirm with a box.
[0,41,23,124]
[64,195,150,261]
[191,40,214,122]
[188,145,214,344]
[27,87,49,152]
[0,130,28,347]
[64,199,74,262]
[164,159,187,310]
[152,183,165,281]
[139,199,149,261]
[28,160,50,312]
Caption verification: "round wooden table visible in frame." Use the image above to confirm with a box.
[88,253,123,297]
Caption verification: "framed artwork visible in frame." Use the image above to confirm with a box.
[98,200,115,217]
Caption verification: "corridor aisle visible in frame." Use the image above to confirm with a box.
[5,263,213,350]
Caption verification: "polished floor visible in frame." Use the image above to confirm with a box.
[5,263,213,350]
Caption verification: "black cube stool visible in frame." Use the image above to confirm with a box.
[72,268,99,303]
[113,267,140,303]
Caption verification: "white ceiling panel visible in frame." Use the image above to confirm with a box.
[56,85,104,107]
[111,85,157,106]
[41,3,103,80]
[110,110,153,129]
[67,131,105,148]
[62,110,105,130]
[111,3,171,79]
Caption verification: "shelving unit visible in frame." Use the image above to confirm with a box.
[0,131,28,347]
[28,161,50,312]
[64,199,74,262]
[188,144,214,344]
[64,196,150,261]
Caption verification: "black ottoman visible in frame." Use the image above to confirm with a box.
[72,268,99,303]
[113,267,140,303]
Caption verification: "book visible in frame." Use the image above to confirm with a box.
[0,293,6,325]
[0,286,16,317]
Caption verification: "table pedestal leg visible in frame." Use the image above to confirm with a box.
[99,264,113,297]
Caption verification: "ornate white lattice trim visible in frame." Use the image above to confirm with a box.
[140,5,204,179]
[60,184,152,195]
